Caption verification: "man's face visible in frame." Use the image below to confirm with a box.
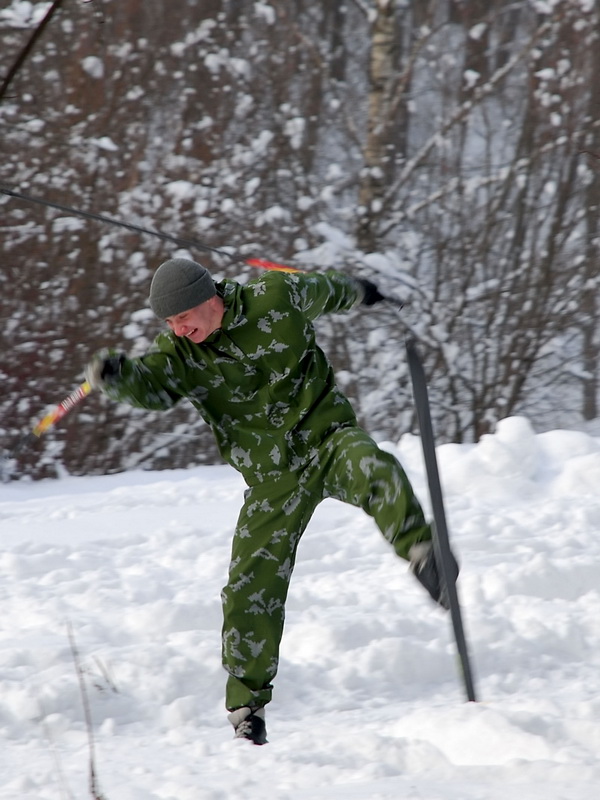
[165,295,224,343]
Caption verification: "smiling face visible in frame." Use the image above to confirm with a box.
[165,295,225,343]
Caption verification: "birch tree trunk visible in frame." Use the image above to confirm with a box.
[581,13,600,420]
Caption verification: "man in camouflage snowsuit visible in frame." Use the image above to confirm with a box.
[86,258,453,745]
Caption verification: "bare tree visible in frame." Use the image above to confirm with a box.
[361,0,599,440]
[357,1,436,252]
[1,0,598,479]
[579,11,600,420]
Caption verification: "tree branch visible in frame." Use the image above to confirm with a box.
[0,0,66,104]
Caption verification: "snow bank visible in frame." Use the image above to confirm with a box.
[1,417,599,798]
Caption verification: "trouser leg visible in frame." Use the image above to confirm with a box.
[321,426,431,560]
[221,474,319,711]
[221,426,430,710]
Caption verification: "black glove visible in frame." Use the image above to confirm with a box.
[355,278,387,306]
[85,350,125,389]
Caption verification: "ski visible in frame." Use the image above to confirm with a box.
[405,337,477,702]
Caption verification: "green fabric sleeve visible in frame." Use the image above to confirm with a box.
[99,346,183,411]
[289,270,362,320]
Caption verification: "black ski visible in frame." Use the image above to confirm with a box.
[405,337,477,702]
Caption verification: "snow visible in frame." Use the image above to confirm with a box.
[0,1,51,28]
[81,56,105,80]
[468,23,487,41]
[284,117,306,150]
[463,70,480,90]
[91,137,120,152]
[2,416,600,799]
[165,181,198,202]
[254,2,276,25]
[51,217,86,234]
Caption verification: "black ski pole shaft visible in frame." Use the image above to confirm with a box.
[0,185,231,258]
[405,337,477,703]
[0,189,312,274]
[1,187,413,300]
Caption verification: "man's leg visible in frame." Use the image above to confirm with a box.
[319,427,458,608]
[221,475,320,712]
[320,426,431,560]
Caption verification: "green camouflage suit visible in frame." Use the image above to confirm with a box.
[96,269,431,710]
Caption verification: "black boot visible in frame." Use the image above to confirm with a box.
[409,542,459,610]
[227,706,268,745]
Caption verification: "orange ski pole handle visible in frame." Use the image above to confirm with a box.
[32,381,92,437]
[245,258,305,274]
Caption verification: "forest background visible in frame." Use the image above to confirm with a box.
[1,0,598,480]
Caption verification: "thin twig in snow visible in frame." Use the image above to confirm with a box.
[67,622,107,800]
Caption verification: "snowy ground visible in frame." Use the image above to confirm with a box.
[1,416,600,799]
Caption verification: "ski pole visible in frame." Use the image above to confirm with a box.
[2,187,407,307]
[3,381,93,471]
[30,381,93,438]
[0,188,306,272]
[405,338,477,702]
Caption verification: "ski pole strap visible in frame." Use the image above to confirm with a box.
[31,381,92,437]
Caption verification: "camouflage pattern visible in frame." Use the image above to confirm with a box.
[95,269,431,710]
[223,425,430,710]
[100,270,360,485]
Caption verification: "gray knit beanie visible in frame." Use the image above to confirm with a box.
[149,258,216,318]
